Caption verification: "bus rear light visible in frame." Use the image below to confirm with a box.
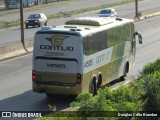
[76,73,81,84]
[32,70,36,81]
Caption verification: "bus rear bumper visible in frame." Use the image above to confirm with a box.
[32,82,82,95]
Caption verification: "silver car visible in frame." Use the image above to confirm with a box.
[98,8,117,17]
[25,13,47,28]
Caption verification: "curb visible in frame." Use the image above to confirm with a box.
[0,40,33,61]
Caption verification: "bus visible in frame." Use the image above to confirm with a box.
[32,17,142,96]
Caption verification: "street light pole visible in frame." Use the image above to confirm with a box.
[135,0,140,20]
[20,0,27,51]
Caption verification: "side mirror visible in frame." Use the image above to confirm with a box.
[135,31,142,44]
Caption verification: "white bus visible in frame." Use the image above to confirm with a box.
[32,17,142,96]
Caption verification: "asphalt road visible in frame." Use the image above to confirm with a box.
[0,0,160,119]
[0,14,160,114]
[0,0,160,46]
[0,0,122,22]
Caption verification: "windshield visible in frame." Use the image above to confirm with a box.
[100,9,111,14]
[28,14,40,19]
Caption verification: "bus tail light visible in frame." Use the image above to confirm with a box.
[32,70,36,81]
[76,73,81,84]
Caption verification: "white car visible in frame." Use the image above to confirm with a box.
[25,13,47,28]
[98,8,117,17]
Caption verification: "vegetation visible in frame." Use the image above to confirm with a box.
[68,59,160,119]
[69,59,160,119]
[0,20,19,29]
[135,59,160,112]
[69,87,143,120]
[40,59,160,120]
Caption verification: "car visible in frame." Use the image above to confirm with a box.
[98,8,117,17]
[25,13,47,28]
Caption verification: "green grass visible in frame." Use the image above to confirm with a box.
[0,0,137,29]
[0,20,20,29]
[0,0,74,15]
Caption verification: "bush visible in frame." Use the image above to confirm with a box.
[135,72,160,112]
[140,59,160,75]
[70,86,143,120]
[68,59,160,120]
[134,59,160,112]
[96,86,143,114]
[70,92,110,111]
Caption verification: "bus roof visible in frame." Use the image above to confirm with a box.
[40,17,134,36]
[65,17,114,26]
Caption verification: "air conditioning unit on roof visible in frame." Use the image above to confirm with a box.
[65,17,113,26]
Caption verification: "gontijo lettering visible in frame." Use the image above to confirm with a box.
[40,45,74,51]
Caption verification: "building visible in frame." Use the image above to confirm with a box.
[5,0,42,9]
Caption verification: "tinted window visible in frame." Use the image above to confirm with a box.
[100,9,111,14]
[83,23,132,55]
[29,14,40,19]
[107,24,132,47]
[83,31,107,55]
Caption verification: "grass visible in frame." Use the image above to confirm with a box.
[0,20,19,29]
[0,0,74,15]
[0,0,137,29]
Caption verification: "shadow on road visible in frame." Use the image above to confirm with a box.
[0,78,125,112]
[0,90,76,112]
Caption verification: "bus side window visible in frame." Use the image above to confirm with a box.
[83,36,91,55]
[83,32,107,56]
[90,31,107,54]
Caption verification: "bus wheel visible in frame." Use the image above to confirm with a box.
[89,77,97,96]
[97,75,102,89]
[120,62,129,81]
[119,75,125,81]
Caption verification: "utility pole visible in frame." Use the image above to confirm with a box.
[135,0,140,20]
[20,0,27,51]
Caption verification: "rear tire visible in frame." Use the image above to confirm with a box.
[120,62,129,81]
[119,75,125,81]
[89,77,97,96]
[97,75,102,89]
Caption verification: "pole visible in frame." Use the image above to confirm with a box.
[20,0,27,52]
[135,0,140,20]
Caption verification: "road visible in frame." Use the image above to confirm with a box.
[0,14,160,114]
[0,0,160,46]
[0,0,160,118]
[0,0,123,22]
